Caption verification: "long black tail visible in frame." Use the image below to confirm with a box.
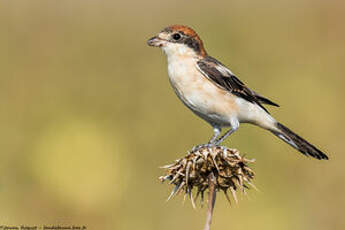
[271,122,328,160]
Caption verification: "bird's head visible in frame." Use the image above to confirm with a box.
[147,25,207,58]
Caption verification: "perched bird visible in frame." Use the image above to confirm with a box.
[147,25,328,160]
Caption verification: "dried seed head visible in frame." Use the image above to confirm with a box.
[159,146,256,206]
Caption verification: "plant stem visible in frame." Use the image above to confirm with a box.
[204,172,216,230]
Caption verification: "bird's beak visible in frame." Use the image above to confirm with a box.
[147,36,165,47]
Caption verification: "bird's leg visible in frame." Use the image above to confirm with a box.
[192,127,221,151]
[208,127,221,144]
[215,126,238,146]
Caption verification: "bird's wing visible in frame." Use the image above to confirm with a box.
[197,56,279,113]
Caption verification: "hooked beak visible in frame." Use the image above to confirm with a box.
[147,36,165,47]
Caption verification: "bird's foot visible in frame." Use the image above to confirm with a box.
[192,143,218,152]
[192,143,231,155]
[218,145,230,153]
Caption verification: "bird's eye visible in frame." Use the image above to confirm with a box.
[172,33,181,41]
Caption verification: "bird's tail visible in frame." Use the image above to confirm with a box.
[270,122,328,160]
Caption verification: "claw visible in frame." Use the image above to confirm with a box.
[219,146,229,153]
[192,143,217,152]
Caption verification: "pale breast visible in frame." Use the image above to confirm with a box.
[167,57,239,126]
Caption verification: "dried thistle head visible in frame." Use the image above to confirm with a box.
[159,146,256,207]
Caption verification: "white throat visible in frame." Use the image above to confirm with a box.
[162,43,198,62]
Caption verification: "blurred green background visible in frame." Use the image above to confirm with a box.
[1,0,345,229]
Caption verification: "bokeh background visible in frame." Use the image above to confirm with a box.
[1,0,345,229]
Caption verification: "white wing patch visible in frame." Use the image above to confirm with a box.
[215,64,234,77]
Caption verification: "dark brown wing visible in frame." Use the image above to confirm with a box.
[197,56,279,113]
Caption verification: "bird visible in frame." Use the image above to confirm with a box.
[147,25,328,160]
